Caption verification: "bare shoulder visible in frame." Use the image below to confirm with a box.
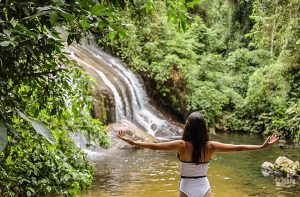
[207,141,213,146]
[176,139,186,147]
[162,139,186,147]
[207,141,220,150]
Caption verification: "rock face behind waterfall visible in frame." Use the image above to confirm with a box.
[91,85,115,124]
[108,119,160,149]
[261,156,300,187]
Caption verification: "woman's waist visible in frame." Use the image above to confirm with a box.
[180,163,209,177]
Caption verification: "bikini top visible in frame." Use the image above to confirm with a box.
[180,160,210,178]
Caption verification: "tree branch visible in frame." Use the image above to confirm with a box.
[6,68,66,95]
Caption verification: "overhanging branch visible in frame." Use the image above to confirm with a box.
[6,68,66,95]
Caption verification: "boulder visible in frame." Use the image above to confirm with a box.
[261,156,300,180]
[107,119,160,149]
[261,161,275,177]
[274,156,299,178]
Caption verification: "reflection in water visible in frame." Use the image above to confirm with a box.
[80,133,300,197]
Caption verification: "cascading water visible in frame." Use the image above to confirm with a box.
[67,43,182,138]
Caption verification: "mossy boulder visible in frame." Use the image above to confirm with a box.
[261,156,300,179]
[274,156,300,178]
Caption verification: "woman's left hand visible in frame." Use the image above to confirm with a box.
[117,130,135,145]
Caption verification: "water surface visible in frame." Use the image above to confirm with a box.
[81,133,300,197]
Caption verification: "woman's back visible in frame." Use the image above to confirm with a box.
[178,141,212,197]
[178,141,213,163]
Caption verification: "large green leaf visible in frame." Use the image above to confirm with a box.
[90,4,106,16]
[17,110,55,144]
[17,109,31,122]
[59,10,74,23]
[145,1,153,13]
[0,121,7,152]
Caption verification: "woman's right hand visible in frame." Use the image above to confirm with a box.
[117,130,135,145]
[261,135,279,149]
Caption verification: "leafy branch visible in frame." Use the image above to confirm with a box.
[6,68,66,96]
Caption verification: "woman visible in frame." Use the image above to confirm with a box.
[118,111,279,197]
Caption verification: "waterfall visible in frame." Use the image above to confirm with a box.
[67,43,182,138]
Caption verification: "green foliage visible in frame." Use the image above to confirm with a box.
[97,0,300,142]
[227,62,289,131]
[17,110,55,144]
[0,0,195,195]
[249,0,300,57]
[226,0,300,141]
[0,0,116,195]
[247,63,289,110]
[0,0,133,125]
[0,122,7,152]
[225,48,272,97]
[0,127,93,196]
[0,67,109,196]
[185,81,229,122]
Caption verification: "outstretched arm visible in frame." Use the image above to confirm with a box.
[117,130,184,151]
[210,135,279,153]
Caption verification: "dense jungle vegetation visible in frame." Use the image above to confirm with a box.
[99,0,300,143]
[0,0,299,196]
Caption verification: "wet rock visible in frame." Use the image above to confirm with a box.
[261,162,275,177]
[91,86,115,124]
[261,156,300,181]
[155,129,166,138]
[277,138,295,149]
[154,124,179,138]
[274,156,299,178]
[108,119,159,149]
[151,123,158,131]
[83,69,115,124]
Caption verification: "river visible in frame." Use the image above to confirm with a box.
[80,133,300,197]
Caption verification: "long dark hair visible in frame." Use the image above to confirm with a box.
[182,112,209,164]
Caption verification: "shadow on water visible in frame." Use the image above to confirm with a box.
[80,133,300,197]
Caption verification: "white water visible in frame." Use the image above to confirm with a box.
[70,54,126,120]
[67,43,182,138]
